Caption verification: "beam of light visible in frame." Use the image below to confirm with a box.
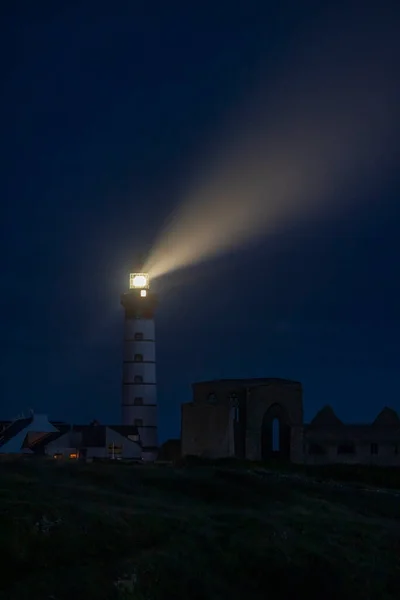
[144,15,399,280]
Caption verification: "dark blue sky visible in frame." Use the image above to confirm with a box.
[1,2,399,442]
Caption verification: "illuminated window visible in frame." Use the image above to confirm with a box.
[134,397,143,406]
[69,453,78,459]
[130,273,149,289]
[134,418,143,427]
[140,290,147,297]
[134,354,143,362]
[53,453,63,460]
[134,332,144,341]
[134,375,143,383]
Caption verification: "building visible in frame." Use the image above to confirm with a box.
[0,412,60,455]
[0,414,142,460]
[181,378,400,466]
[120,271,158,461]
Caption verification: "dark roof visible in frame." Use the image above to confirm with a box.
[373,407,400,427]
[29,429,69,453]
[72,425,106,447]
[28,424,141,452]
[108,425,139,437]
[0,421,142,452]
[309,405,343,427]
[0,417,33,448]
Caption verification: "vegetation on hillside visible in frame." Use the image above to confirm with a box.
[0,458,399,599]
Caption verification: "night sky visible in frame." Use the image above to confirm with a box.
[2,2,399,443]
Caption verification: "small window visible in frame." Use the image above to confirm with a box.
[370,443,379,455]
[229,393,239,407]
[133,375,143,383]
[134,332,144,341]
[134,354,143,362]
[337,443,355,455]
[208,393,216,404]
[134,418,143,427]
[134,397,143,406]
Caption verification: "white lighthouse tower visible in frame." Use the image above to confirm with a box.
[121,271,158,461]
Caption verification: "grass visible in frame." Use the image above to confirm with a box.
[0,458,399,599]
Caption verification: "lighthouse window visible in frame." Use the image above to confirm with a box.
[134,418,143,427]
[134,354,143,362]
[134,375,143,383]
[134,397,143,406]
[134,332,144,341]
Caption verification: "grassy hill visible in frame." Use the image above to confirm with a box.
[0,458,399,599]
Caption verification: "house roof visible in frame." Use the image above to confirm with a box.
[309,405,343,427]
[0,417,33,448]
[373,407,400,427]
[28,427,70,453]
[71,425,106,447]
[0,416,144,454]
[108,425,139,437]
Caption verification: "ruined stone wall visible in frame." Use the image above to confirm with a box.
[181,403,234,458]
[304,440,400,466]
[245,382,303,461]
[290,426,305,464]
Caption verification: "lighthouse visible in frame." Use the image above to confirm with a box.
[120,272,158,460]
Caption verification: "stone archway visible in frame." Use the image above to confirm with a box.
[261,403,291,460]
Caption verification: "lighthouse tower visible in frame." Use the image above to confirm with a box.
[121,272,158,461]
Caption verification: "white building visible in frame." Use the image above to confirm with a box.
[120,272,159,461]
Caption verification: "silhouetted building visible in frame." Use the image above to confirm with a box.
[181,378,400,465]
[0,413,142,460]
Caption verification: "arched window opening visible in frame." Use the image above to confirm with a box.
[229,393,239,421]
[272,418,280,452]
